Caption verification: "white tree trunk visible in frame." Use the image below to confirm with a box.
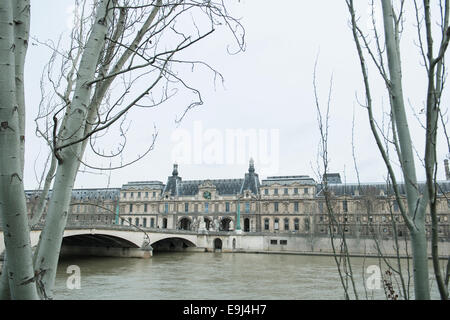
[0,0,37,299]
[381,0,430,299]
[32,0,111,298]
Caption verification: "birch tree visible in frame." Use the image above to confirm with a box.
[0,0,244,299]
[345,0,449,300]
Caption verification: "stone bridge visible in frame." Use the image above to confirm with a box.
[0,225,243,259]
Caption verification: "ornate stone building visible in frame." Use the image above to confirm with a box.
[27,159,450,242]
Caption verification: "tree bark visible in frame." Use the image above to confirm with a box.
[0,0,38,299]
[380,0,429,299]
[32,0,111,298]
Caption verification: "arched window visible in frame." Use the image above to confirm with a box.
[284,218,289,231]
[135,218,140,226]
[294,218,299,231]
[163,218,168,229]
[244,218,250,232]
[274,218,279,231]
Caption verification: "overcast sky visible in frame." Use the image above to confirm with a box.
[23,0,450,190]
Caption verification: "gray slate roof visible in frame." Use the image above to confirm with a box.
[316,181,450,197]
[262,175,316,186]
[25,188,121,201]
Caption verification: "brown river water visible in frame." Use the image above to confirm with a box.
[52,252,443,299]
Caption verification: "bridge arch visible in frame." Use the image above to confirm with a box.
[62,229,145,248]
[151,236,197,252]
[62,233,140,248]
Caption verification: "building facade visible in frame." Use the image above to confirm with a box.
[27,159,450,242]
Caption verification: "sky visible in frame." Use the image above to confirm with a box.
[22,0,450,190]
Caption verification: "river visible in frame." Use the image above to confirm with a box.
[53,252,442,299]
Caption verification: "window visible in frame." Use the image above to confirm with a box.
[137,192,141,198]
[393,200,399,212]
[164,203,169,213]
[150,218,155,228]
[284,188,288,195]
[120,218,124,225]
[304,188,309,194]
[130,192,134,198]
[280,240,287,245]
[122,192,127,198]
[274,218,279,230]
[135,218,139,226]
[294,202,299,212]
[129,204,133,213]
[294,188,298,194]
[270,239,278,245]
[284,218,289,231]
[274,202,279,212]
[144,204,148,212]
[274,189,278,195]
[264,218,269,230]
[225,202,230,212]
[264,189,269,195]
[205,202,209,213]
[343,200,348,212]
[185,203,189,213]
[128,217,132,225]
[143,218,147,227]
[245,202,250,213]
[294,218,299,231]
[304,218,310,231]
[145,192,148,198]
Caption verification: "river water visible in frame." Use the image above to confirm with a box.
[53,252,442,300]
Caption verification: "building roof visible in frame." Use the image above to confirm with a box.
[262,175,316,186]
[121,181,164,190]
[25,188,121,201]
[316,180,450,197]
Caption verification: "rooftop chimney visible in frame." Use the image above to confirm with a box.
[172,163,178,177]
[249,158,255,174]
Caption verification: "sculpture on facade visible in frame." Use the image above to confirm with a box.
[213,218,220,231]
[198,216,206,232]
